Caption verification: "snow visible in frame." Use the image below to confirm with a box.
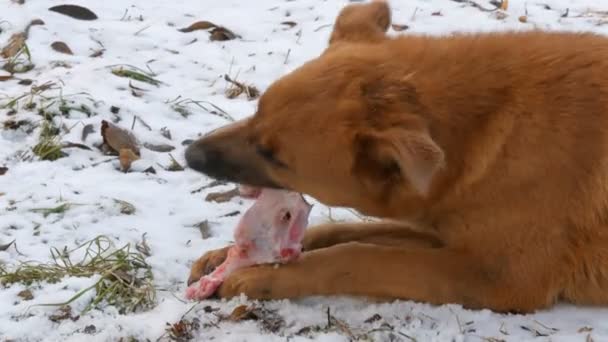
[1,0,608,341]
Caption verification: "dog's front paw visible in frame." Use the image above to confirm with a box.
[185,276,223,300]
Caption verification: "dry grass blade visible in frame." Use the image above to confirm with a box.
[224,75,260,100]
[111,67,161,86]
[0,235,156,315]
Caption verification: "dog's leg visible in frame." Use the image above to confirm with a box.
[302,221,441,250]
[216,241,558,313]
[188,222,439,285]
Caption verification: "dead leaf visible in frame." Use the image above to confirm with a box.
[518,15,527,23]
[18,79,32,85]
[209,27,238,41]
[119,148,139,172]
[579,327,593,333]
[280,21,297,28]
[100,120,140,156]
[391,24,409,31]
[494,11,508,20]
[0,75,13,81]
[500,0,509,10]
[205,187,240,203]
[49,305,78,322]
[50,41,73,55]
[1,33,26,59]
[178,21,217,32]
[81,124,94,142]
[229,305,257,321]
[17,289,33,301]
[143,142,174,152]
[0,167,7,175]
[431,11,443,16]
[49,5,98,20]
[0,239,15,251]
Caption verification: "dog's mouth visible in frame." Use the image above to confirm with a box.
[185,141,286,190]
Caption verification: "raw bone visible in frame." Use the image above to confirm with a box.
[186,187,312,300]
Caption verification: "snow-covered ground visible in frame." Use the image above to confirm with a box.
[1,0,608,341]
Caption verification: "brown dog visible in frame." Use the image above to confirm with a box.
[184,0,608,313]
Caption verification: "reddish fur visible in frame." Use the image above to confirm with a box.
[185,0,608,312]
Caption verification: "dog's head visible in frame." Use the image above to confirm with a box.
[185,0,445,217]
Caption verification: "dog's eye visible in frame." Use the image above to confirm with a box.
[256,145,287,168]
[256,145,275,161]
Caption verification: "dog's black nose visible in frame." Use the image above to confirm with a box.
[184,141,208,173]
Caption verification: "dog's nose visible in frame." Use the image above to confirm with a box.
[184,141,208,172]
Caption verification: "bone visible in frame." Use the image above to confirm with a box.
[186,188,312,300]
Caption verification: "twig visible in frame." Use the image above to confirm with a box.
[450,0,503,12]
[283,48,291,65]
[314,24,332,32]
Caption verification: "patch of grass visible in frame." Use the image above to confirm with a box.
[3,43,35,74]
[0,235,156,315]
[111,66,161,86]
[29,202,73,217]
[165,95,234,121]
[31,119,63,161]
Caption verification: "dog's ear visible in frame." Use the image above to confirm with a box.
[354,128,444,196]
[328,0,391,46]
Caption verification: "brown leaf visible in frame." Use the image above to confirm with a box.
[280,21,297,28]
[119,148,139,172]
[1,33,26,59]
[0,75,13,81]
[518,15,527,23]
[50,41,73,55]
[17,289,33,301]
[49,305,78,322]
[100,120,140,156]
[178,21,217,32]
[210,27,238,41]
[500,0,509,10]
[579,327,593,333]
[229,305,258,321]
[205,187,239,203]
[143,142,174,152]
[391,24,409,31]
[49,5,98,20]
[0,167,7,175]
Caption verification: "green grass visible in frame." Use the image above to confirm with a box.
[111,67,161,86]
[0,235,156,315]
